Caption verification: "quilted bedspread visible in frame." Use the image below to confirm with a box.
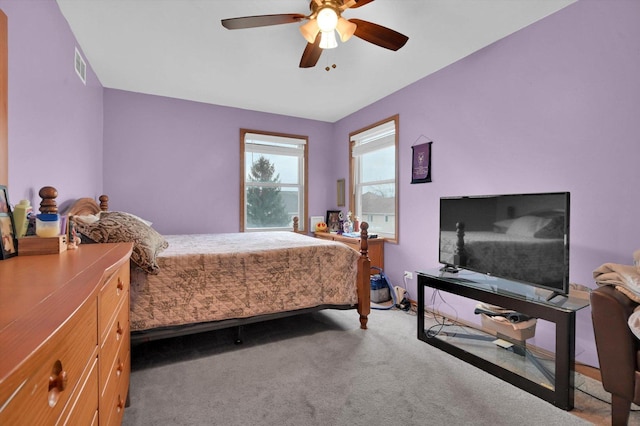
[130,232,360,332]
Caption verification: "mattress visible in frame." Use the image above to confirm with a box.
[130,232,360,332]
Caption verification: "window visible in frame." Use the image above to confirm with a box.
[240,129,308,232]
[349,116,398,242]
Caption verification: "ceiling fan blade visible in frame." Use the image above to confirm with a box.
[221,14,306,30]
[299,34,323,68]
[350,19,408,51]
[348,0,375,8]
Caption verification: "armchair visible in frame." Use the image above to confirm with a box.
[591,285,640,425]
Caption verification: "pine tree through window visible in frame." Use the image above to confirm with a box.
[241,130,308,232]
[246,156,289,227]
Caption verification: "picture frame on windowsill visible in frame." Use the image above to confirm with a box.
[0,185,18,259]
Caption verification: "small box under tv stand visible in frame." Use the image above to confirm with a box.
[417,269,590,410]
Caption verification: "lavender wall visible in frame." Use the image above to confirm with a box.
[334,0,640,366]
[4,0,638,368]
[1,0,103,210]
[103,90,335,235]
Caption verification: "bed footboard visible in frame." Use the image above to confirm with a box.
[291,214,369,329]
[357,222,371,329]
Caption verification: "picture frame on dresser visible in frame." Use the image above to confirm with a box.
[0,185,7,213]
[0,185,17,259]
[326,210,341,233]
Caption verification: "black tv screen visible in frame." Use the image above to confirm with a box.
[439,192,570,296]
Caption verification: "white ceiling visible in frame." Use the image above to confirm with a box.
[56,0,575,123]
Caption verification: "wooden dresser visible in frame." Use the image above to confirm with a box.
[0,242,133,425]
[314,232,385,270]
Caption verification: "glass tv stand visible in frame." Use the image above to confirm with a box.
[417,269,590,410]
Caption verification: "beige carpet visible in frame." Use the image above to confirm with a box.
[121,308,607,425]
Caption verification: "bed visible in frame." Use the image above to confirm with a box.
[66,195,371,344]
[439,214,566,286]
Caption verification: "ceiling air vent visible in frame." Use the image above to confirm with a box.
[74,47,86,85]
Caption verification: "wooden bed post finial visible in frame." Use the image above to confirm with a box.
[357,221,371,329]
[359,222,369,257]
[293,216,299,232]
[38,186,58,214]
[99,195,109,211]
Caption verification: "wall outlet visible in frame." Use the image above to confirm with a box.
[404,271,413,280]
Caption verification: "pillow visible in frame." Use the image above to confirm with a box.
[72,213,101,224]
[505,215,551,238]
[100,210,153,227]
[74,211,153,227]
[74,211,168,274]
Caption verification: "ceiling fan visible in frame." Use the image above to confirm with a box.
[221,0,409,68]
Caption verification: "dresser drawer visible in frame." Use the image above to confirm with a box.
[100,296,130,397]
[99,262,130,340]
[57,356,98,426]
[0,298,97,425]
[101,319,130,402]
[102,350,130,426]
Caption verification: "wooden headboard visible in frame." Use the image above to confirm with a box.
[67,195,109,216]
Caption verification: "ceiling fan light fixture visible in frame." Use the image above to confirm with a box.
[319,30,338,49]
[316,7,338,32]
[335,17,356,42]
[222,0,409,69]
[299,19,319,44]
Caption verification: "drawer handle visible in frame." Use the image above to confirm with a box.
[116,277,124,294]
[48,360,68,407]
[116,358,124,376]
[116,395,125,412]
[48,361,68,392]
[116,321,123,340]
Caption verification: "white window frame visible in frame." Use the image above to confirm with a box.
[349,115,399,242]
[240,129,308,232]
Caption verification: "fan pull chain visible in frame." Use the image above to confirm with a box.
[323,50,336,72]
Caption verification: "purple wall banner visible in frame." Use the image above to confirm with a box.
[411,141,432,184]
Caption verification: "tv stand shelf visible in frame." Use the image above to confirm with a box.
[417,269,590,410]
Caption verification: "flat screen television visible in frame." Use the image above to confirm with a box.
[439,192,570,297]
